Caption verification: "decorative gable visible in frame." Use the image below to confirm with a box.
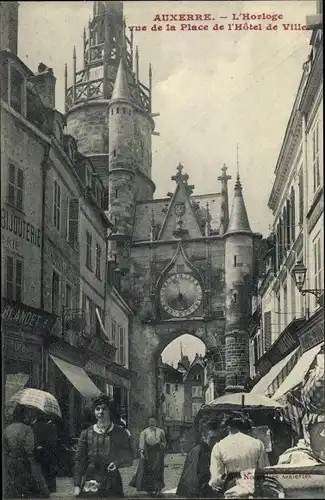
[157,163,203,241]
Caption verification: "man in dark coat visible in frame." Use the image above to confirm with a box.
[33,415,58,492]
[176,419,222,498]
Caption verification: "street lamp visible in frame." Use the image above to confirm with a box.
[292,260,324,306]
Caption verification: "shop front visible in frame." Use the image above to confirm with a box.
[1,299,57,407]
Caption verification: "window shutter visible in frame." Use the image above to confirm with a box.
[6,255,14,300]
[290,188,295,241]
[16,168,24,210]
[264,312,272,351]
[299,171,304,225]
[67,197,79,246]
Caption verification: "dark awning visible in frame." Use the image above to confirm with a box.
[50,355,101,400]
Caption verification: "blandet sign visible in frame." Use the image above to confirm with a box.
[1,300,57,335]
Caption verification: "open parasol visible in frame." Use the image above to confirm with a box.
[9,388,62,418]
[201,392,284,411]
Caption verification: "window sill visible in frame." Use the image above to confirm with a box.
[5,201,25,216]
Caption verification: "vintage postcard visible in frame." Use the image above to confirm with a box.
[1,1,323,498]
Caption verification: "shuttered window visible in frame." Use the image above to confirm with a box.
[286,199,291,250]
[53,180,61,231]
[8,163,24,210]
[95,243,101,279]
[313,234,323,307]
[290,188,295,242]
[298,170,304,226]
[312,121,320,193]
[52,270,60,315]
[67,197,79,246]
[5,255,23,302]
[86,231,92,269]
[263,311,272,351]
[118,326,125,366]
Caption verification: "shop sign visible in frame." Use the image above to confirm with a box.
[1,207,41,248]
[299,317,324,352]
[3,336,42,362]
[1,299,57,335]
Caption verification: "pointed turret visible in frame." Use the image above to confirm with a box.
[226,174,251,234]
[111,58,131,102]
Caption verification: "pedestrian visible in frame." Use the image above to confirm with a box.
[73,394,133,498]
[33,412,58,493]
[176,418,222,498]
[130,415,166,497]
[3,404,50,498]
[209,413,269,495]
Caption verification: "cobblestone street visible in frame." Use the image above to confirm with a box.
[51,454,186,499]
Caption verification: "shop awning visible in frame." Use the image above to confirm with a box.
[50,355,101,399]
[251,346,301,397]
[272,343,323,401]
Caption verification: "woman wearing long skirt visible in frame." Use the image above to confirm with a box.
[73,395,133,498]
[130,416,166,497]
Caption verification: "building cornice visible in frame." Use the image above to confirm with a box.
[1,100,51,145]
[299,39,323,116]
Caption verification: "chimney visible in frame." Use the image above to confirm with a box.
[0,2,19,54]
[30,63,56,109]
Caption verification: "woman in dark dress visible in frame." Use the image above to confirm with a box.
[3,404,50,499]
[73,395,133,498]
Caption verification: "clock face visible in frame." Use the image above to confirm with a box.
[160,273,202,318]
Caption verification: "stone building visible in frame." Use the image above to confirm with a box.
[249,3,323,436]
[1,1,133,437]
[64,0,263,442]
[1,19,58,403]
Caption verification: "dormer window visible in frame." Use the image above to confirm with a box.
[10,65,26,115]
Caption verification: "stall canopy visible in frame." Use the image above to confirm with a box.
[50,355,101,399]
[272,344,323,402]
[251,347,301,397]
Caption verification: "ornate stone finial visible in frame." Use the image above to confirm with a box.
[217,163,231,182]
[172,163,189,184]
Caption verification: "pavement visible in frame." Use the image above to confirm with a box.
[51,453,186,498]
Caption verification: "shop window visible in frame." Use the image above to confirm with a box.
[53,180,61,231]
[312,121,320,193]
[86,231,92,269]
[10,65,25,115]
[51,269,60,315]
[95,243,101,279]
[7,163,24,211]
[166,383,171,395]
[5,255,23,303]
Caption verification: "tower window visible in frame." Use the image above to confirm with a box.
[115,188,118,198]
[123,107,126,114]
[111,109,113,115]
[113,149,116,158]
[116,107,119,114]
[129,110,132,115]
[233,292,237,303]
[234,256,237,267]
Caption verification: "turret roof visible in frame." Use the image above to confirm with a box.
[111,57,131,101]
[226,174,252,234]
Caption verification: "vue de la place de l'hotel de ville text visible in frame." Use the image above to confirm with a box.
[1,0,324,498]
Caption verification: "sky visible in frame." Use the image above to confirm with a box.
[17,1,314,364]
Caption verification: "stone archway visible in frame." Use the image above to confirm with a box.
[128,316,225,450]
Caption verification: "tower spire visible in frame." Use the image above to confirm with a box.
[236,143,239,178]
[226,162,251,234]
[135,46,139,83]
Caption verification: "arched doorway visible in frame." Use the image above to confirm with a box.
[158,334,207,453]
